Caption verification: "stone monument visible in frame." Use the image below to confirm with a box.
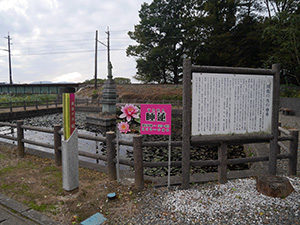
[100,62,118,114]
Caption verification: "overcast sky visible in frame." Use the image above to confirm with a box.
[0,0,151,84]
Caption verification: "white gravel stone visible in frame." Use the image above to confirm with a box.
[161,176,300,224]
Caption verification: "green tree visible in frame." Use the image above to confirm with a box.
[114,77,131,84]
[263,1,300,84]
[192,0,239,66]
[128,0,300,85]
[127,0,204,84]
[227,0,266,68]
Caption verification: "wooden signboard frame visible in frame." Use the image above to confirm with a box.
[181,58,280,189]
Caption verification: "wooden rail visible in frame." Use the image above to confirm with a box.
[0,98,102,113]
[0,120,298,189]
[0,98,183,113]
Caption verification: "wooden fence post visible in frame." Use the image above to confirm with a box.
[106,131,116,180]
[288,129,298,176]
[54,125,62,166]
[182,58,192,189]
[23,101,26,110]
[10,101,12,112]
[35,100,38,109]
[16,120,25,157]
[133,135,144,191]
[277,122,281,154]
[218,142,228,184]
[269,63,280,175]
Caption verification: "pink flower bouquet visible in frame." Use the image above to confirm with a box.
[117,104,140,134]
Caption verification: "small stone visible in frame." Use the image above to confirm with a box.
[107,192,116,200]
[256,175,294,198]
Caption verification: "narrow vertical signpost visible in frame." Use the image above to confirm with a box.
[62,93,79,191]
[63,93,76,140]
[140,104,172,186]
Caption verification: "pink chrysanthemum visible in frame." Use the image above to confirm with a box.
[118,121,130,134]
[119,104,139,121]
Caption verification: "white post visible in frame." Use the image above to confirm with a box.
[62,128,79,191]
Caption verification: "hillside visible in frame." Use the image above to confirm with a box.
[77,84,183,101]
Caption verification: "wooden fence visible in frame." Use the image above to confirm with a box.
[0,120,298,189]
[0,98,182,113]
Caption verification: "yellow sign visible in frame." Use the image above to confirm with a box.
[63,93,75,140]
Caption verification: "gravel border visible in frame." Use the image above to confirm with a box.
[130,176,300,224]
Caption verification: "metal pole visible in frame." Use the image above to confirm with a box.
[106,27,113,79]
[5,33,13,85]
[94,30,98,90]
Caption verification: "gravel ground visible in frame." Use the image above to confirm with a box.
[129,114,300,224]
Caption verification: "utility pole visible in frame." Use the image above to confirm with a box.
[99,26,117,114]
[106,27,112,79]
[4,33,13,85]
[94,30,98,90]
[98,27,112,79]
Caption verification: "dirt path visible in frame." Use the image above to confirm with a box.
[0,143,142,224]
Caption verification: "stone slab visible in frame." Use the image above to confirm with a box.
[23,209,59,225]
[80,213,107,225]
[0,205,37,225]
[0,193,30,213]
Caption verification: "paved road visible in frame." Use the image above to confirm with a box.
[0,194,59,225]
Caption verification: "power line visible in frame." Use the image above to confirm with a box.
[12,48,126,56]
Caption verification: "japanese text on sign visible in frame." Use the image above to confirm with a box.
[63,93,75,140]
[140,104,172,135]
[192,73,273,136]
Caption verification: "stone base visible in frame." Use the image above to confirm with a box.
[86,115,115,127]
[86,113,116,133]
[256,175,294,198]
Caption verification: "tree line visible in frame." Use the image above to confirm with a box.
[127,0,300,85]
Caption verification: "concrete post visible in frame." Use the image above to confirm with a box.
[62,129,79,191]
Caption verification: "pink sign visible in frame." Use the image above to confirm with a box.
[140,104,172,135]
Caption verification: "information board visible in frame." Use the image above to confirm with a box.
[192,73,273,136]
[140,104,172,135]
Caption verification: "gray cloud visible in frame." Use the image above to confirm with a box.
[0,0,151,84]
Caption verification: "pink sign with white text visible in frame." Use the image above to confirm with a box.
[140,104,172,135]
